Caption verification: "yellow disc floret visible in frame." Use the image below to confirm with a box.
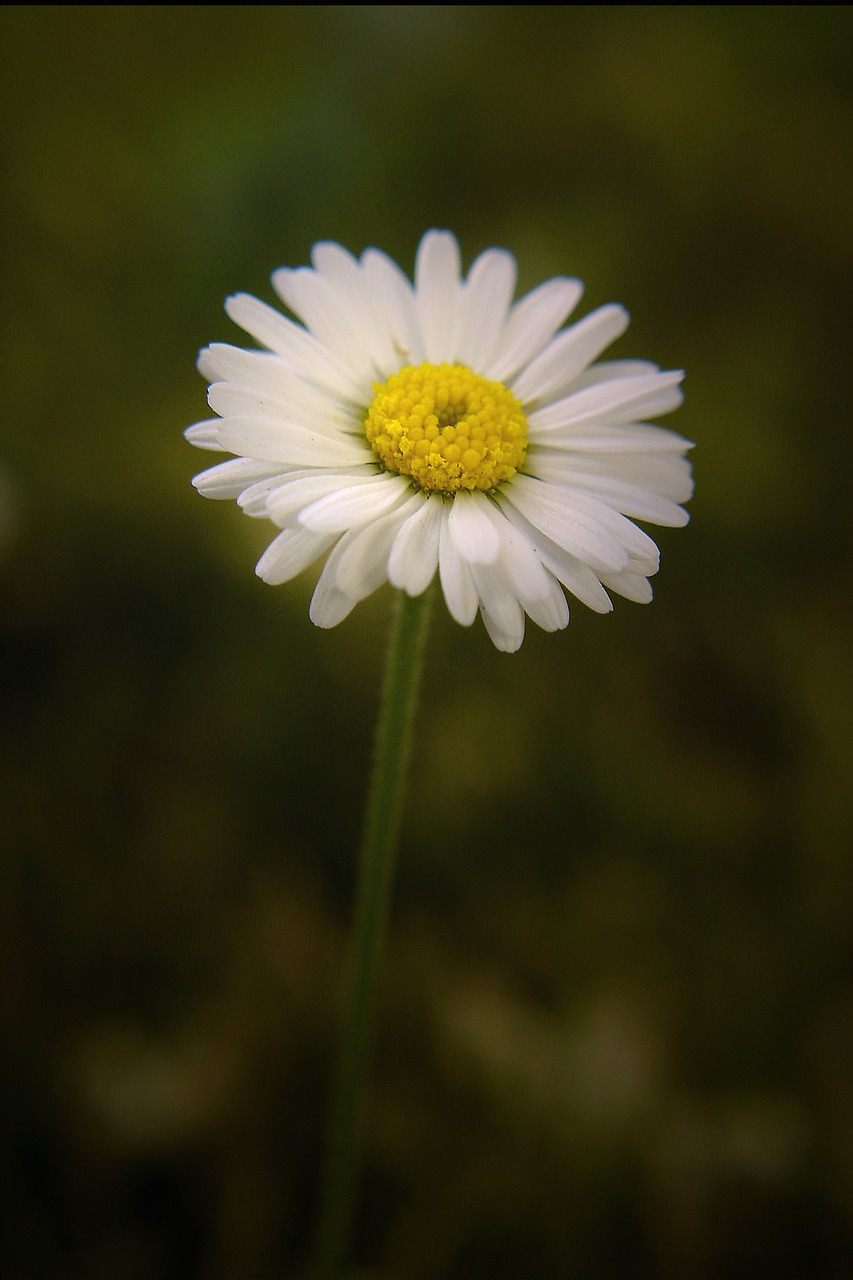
[364,362,528,494]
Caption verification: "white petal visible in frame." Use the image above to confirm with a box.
[255,527,336,585]
[207,381,358,435]
[528,423,693,454]
[496,499,614,612]
[595,487,689,527]
[184,419,228,451]
[215,415,371,468]
[225,293,365,404]
[570,359,659,390]
[531,463,691,526]
[447,491,501,564]
[478,502,570,632]
[308,502,417,627]
[199,345,351,418]
[309,539,360,628]
[311,241,406,377]
[333,496,420,599]
[361,248,425,368]
[600,569,654,604]
[388,494,442,595]
[529,448,694,506]
[456,248,517,370]
[512,304,630,406]
[503,475,630,574]
[415,230,462,363]
[438,502,478,625]
[264,469,378,526]
[486,506,551,599]
[269,267,372,379]
[484,276,584,383]
[238,474,295,519]
[528,370,685,432]
[538,548,613,613]
[198,342,254,383]
[481,608,526,652]
[572,451,694,501]
[311,240,360,277]
[557,486,662,560]
[521,574,570,633]
[471,564,526,653]
[298,473,410,534]
[537,549,613,613]
[234,471,304,516]
[273,253,393,387]
[271,266,354,347]
[192,457,285,499]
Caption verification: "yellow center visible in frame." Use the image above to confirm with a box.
[364,362,528,494]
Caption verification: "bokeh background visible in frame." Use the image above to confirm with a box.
[2,6,852,1278]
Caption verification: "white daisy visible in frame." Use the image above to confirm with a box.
[186,230,692,652]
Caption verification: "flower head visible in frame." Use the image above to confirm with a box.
[186,231,692,652]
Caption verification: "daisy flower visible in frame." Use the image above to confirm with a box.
[185,230,692,652]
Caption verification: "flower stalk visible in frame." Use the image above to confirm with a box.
[314,585,433,1279]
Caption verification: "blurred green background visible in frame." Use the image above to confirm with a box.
[2,6,852,1278]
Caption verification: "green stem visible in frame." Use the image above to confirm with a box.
[314,586,433,1280]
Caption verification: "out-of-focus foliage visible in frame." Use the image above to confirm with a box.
[2,6,852,1277]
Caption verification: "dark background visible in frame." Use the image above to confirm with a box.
[2,6,852,1277]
